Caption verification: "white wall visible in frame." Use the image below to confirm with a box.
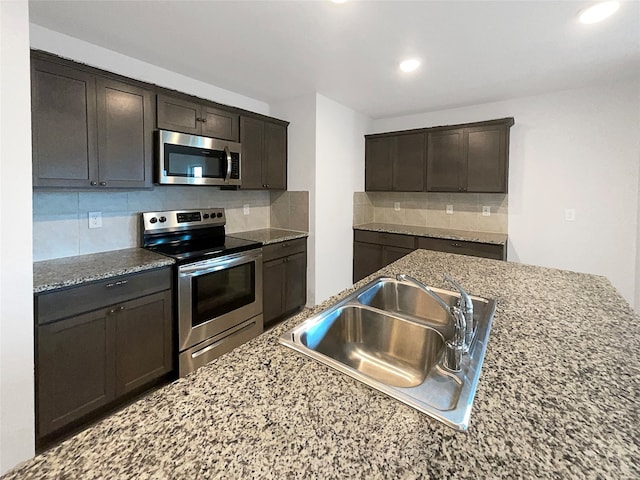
[29,24,270,116]
[271,94,318,304]
[0,0,35,473]
[637,173,640,310]
[372,81,640,309]
[314,94,369,303]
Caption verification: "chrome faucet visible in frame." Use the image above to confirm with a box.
[443,274,474,350]
[396,274,466,371]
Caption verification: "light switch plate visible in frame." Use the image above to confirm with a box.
[446,205,454,215]
[565,208,576,221]
[88,211,102,229]
[394,202,401,211]
[482,206,491,217]
[243,204,250,215]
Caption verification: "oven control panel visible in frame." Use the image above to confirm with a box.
[142,209,226,232]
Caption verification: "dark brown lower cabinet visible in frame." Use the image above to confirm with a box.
[35,268,173,446]
[353,229,507,283]
[263,238,307,327]
[353,230,417,283]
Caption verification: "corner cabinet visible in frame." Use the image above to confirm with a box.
[156,93,239,142]
[365,117,514,194]
[31,54,155,189]
[240,115,288,190]
[262,238,307,327]
[35,267,173,446]
[365,132,426,192]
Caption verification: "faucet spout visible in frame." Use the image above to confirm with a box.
[443,273,474,350]
[396,274,466,371]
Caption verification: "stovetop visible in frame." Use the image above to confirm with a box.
[141,208,262,264]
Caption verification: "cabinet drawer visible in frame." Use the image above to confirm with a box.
[37,267,171,325]
[417,237,505,260]
[263,238,307,262]
[354,230,416,249]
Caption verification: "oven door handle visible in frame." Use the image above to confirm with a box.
[178,250,262,278]
[224,145,232,183]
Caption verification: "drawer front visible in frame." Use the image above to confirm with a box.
[417,237,505,260]
[353,230,416,249]
[263,238,307,262]
[37,267,172,325]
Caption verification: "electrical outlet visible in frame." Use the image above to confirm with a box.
[394,202,401,211]
[446,205,453,215]
[482,206,491,217]
[243,204,250,215]
[88,211,102,229]
[565,208,575,221]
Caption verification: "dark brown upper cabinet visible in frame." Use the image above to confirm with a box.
[240,115,287,190]
[365,132,426,192]
[427,119,513,193]
[31,55,154,189]
[366,118,513,194]
[156,93,239,142]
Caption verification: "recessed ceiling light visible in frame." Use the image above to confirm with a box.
[579,1,620,24]
[400,59,421,73]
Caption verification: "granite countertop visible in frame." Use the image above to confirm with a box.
[230,228,308,245]
[33,248,174,294]
[355,222,508,245]
[11,250,639,478]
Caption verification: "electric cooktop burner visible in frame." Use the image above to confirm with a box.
[141,208,261,263]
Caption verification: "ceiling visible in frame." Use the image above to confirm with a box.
[28,0,640,119]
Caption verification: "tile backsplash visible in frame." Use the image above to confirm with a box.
[33,187,309,261]
[354,192,508,234]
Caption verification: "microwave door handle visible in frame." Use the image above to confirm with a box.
[224,145,232,183]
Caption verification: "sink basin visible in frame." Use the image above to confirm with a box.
[299,305,444,388]
[280,276,496,430]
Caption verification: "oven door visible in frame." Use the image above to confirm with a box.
[177,249,263,351]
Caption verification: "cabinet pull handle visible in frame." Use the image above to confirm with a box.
[99,181,107,186]
[118,306,125,311]
[282,243,288,248]
[90,181,97,186]
[201,118,207,123]
[106,280,128,288]
[451,243,462,248]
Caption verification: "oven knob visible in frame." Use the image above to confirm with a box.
[149,217,158,224]
[203,213,210,219]
[159,216,167,223]
[216,212,223,218]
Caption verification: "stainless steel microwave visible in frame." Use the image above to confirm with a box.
[156,130,241,186]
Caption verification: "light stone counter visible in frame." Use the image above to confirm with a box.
[355,222,508,245]
[33,248,174,293]
[230,228,308,245]
[9,250,639,479]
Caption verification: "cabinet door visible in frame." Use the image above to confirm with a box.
[427,129,465,192]
[37,309,115,437]
[263,258,285,325]
[31,59,98,188]
[264,121,287,189]
[96,78,154,188]
[284,252,307,313]
[201,106,239,142]
[465,125,508,193]
[353,241,384,283]
[157,94,200,135]
[115,291,173,395]
[240,116,265,189]
[365,136,394,191]
[393,133,426,192]
[382,245,414,266]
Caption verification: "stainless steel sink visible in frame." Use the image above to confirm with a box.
[279,276,496,430]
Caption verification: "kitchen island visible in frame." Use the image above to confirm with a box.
[6,250,639,479]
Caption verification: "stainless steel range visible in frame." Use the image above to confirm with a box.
[141,208,263,377]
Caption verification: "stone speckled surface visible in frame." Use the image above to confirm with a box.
[355,222,508,245]
[230,228,308,245]
[11,250,639,479]
[33,248,174,293]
